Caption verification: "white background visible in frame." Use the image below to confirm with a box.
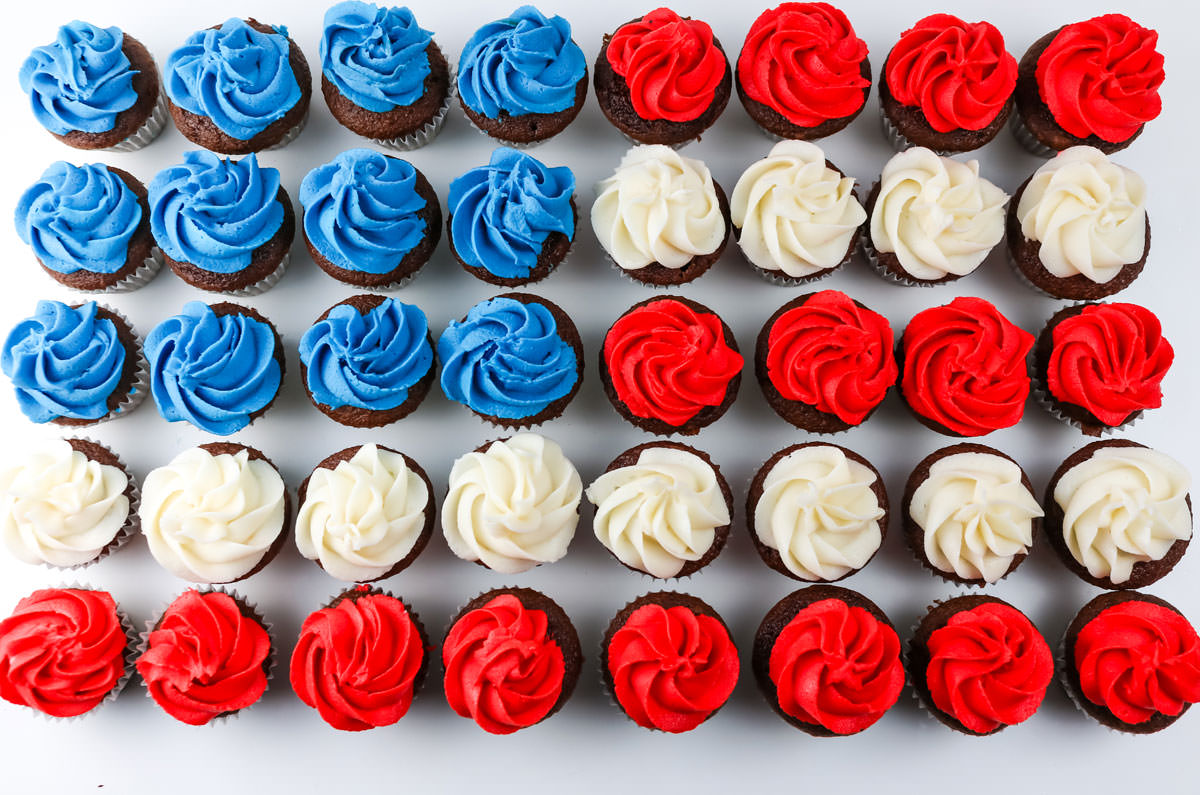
[0,1,1196,792]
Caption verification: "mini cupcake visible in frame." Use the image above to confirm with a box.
[736,3,871,141]
[19,21,165,151]
[146,302,284,437]
[909,595,1053,735]
[600,297,742,436]
[296,444,434,582]
[165,18,311,154]
[448,148,576,286]
[443,587,582,734]
[898,297,1034,437]
[753,585,905,736]
[586,441,732,579]
[879,15,1016,152]
[319,2,452,148]
[756,291,896,432]
[594,8,730,146]
[300,149,440,290]
[1045,440,1192,590]
[457,6,587,145]
[601,592,739,733]
[149,151,294,295]
[864,148,1007,286]
[1008,147,1149,299]
[437,294,582,427]
[1013,14,1164,156]
[442,434,581,574]
[747,443,887,582]
[140,443,289,584]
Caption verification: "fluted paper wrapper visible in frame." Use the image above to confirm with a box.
[1009,112,1056,158]
[106,90,169,153]
[372,67,456,152]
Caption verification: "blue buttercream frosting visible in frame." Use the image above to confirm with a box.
[437,296,576,419]
[149,151,284,273]
[15,162,143,276]
[458,6,585,118]
[299,299,433,411]
[146,302,281,436]
[18,21,138,135]
[320,2,432,112]
[1,300,127,423]
[300,149,427,275]
[449,148,574,279]
[165,18,301,140]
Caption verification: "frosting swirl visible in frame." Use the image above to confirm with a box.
[320,2,432,112]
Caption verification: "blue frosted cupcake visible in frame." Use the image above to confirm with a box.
[300,295,436,427]
[165,18,311,154]
[448,148,576,286]
[300,149,441,290]
[437,293,582,427]
[457,6,587,145]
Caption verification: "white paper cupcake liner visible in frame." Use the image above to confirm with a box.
[1031,348,1138,439]
[860,236,939,288]
[1009,112,1056,158]
[737,238,844,286]
[222,252,290,297]
[262,108,309,152]
[71,246,165,295]
[879,108,961,157]
[372,66,456,151]
[106,89,169,153]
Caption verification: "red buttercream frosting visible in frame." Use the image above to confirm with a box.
[136,590,271,726]
[769,597,904,734]
[1075,600,1200,725]
[1047,303,1173,427]
[0,588,126,718]
[766,290,897,425]
[885,14,1016,132]
[1036,14,1165,143]
[290,590,426,732]
[606,8,727,123]
[737,3,870,127]
[443,594,565,734]
[608,603,739,732]
[901,297,1034,437]
[925,602,1053,733]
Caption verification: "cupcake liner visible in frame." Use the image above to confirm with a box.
[107,89,169,153]
[879,108,957,157]
[1009,112,1056,159]
[372,66,456,151]
[860,236,939,288]
[464,110,545,151]
[1005,244,1058,298]
[738,240,843,287]
[262,108,309,152]
[76,247,165,295]
[222,252,290,298]
[618,130,691,151]
[603,253,690,290]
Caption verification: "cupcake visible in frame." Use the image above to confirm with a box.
[592,145,729,286]
[149,151,294,295]
[15,162,160,292]
[19,21,165,151]
[1063,592,1200,733]
[136,588,271,726]
[736,3,871,140]
[1013,14,1164,156]
[600,297,741,436]
[437,294,582,427]
[898,297,1034,437]
[296,444,434,582]
[909,595,1053,735]
[730,141,864,283]
[300,149,440,290]
[594,8,730,146]
[457,6,587,145]
[879,15,1016,152]
[319,2,451,148]
[863,148,1007,286]
[146,302,284,437]
[756,290,896,432]
[448,148,576,286]
[165,18,311,154]
[753,585,905,736]
[601,592,739,733]
[903,444,1042,586]
[747,443,887,582]
[442,433,581,574]
[2,300,145,427]
[291,586,429,731]
[140,443,289,584]
[586,441,732,579]
[1045,440,1192,590]
[443,587,582,734]
[1008,147,1149,299]
[0,438,136,569]
[300,295,435,428]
